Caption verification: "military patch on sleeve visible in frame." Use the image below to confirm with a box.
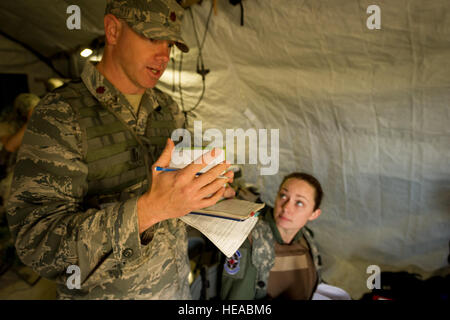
[224,250,242,275]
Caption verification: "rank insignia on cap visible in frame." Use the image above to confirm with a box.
[96,86,105,94]
[224,250,241,275]
[170,11,176,22]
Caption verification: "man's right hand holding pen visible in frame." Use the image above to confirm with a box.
[137,138,235,234]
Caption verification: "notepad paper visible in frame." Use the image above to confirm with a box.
[180,214,259,258]
[171,146,262,257]
[170,147,225,171]
[194,198,265,220]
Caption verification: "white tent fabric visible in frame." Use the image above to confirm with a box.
[0,0,448,299]
[0,0,104,57]
[155,0,450,298]
[0,36,55,96]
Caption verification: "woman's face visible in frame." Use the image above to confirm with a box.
[273,178,321,232]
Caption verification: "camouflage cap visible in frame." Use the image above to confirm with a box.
[105,0,189,52]
[13,93,40,117]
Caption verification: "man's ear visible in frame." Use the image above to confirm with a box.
[308,208,321,221]
[104,14,122,45]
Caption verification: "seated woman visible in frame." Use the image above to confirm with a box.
[220,172,323,300]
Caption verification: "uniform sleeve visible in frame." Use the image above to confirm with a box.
[6,93,145,285]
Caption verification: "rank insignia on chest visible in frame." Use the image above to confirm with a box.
[224,250,241,275]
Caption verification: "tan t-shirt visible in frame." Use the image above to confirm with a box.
[123,93,143,115]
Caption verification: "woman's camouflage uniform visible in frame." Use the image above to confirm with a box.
[220,208,322,299]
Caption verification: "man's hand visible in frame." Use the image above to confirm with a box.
[137,138,233,233]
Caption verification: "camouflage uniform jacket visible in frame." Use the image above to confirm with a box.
[220,208,322,300]
[6,62,191,299]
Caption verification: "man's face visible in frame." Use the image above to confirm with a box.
[114,20,173,91]
[274,178,321,233]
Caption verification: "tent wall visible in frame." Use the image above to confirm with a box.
[156,0,450,298]
[0,0,448,299]
[0,35,57,97]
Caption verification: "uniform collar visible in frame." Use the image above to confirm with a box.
[80,62,160,120]
[265,207,303,245]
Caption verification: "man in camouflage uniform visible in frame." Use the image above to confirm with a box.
[0,93,40,276]
[0,93,40,194]
[0,93,40,149]
[6,0,233,299]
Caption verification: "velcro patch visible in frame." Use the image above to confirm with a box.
[271,255,308,272]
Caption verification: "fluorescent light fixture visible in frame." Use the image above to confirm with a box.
[89,53,103,62]
[80,48,93,58]
[47,78,65,90]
